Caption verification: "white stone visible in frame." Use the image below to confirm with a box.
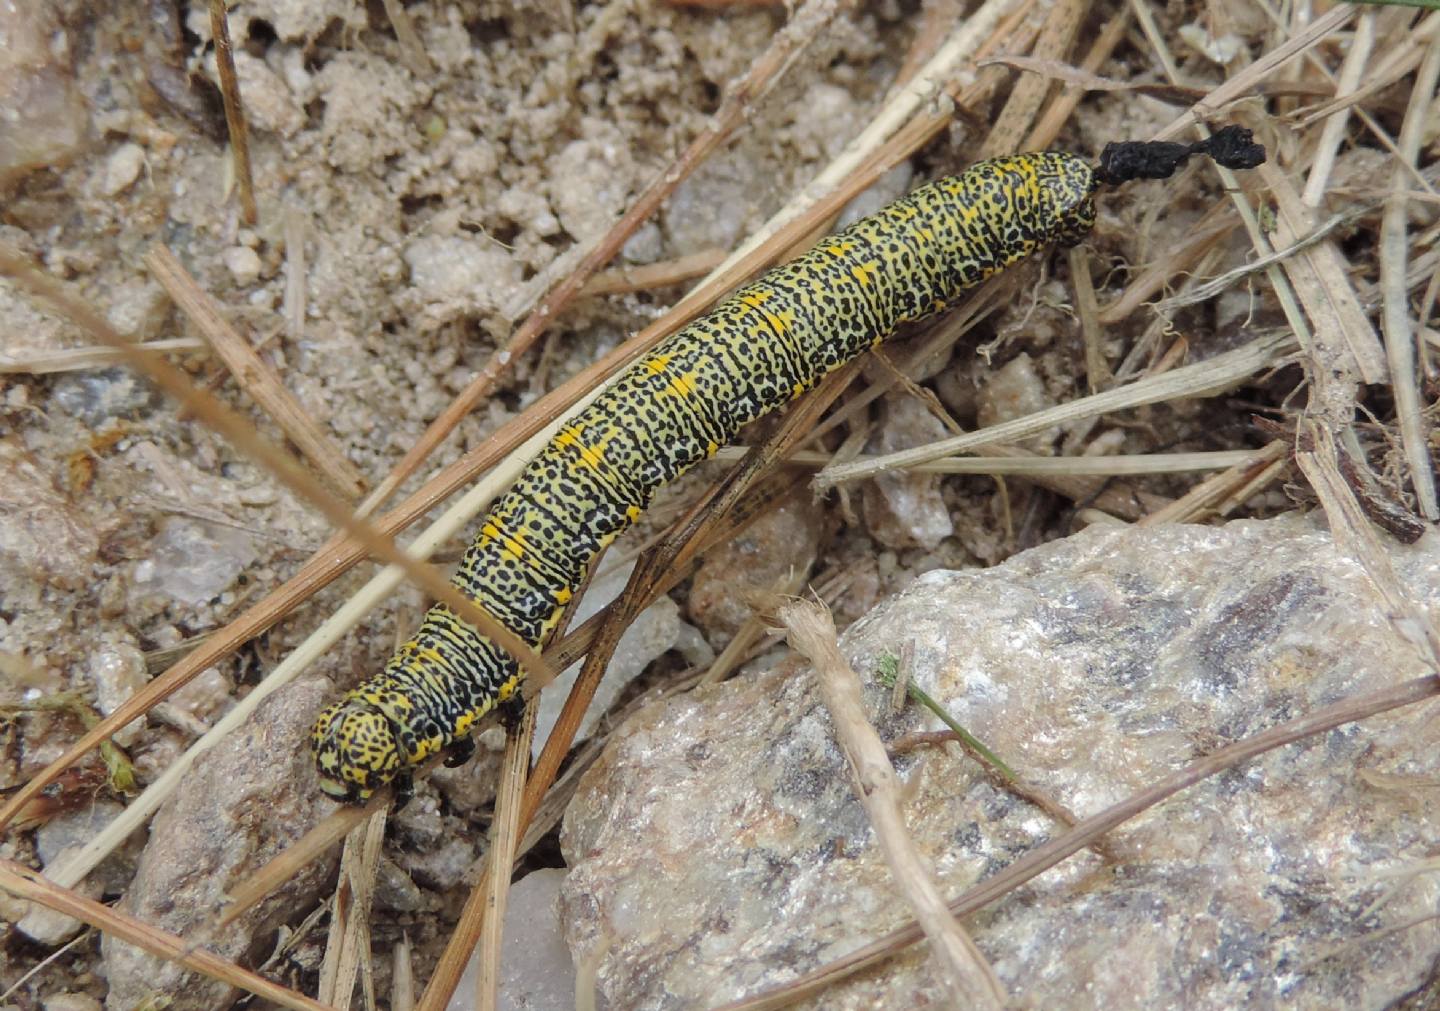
[223,245,263,286]
[562,515,1440,1009]
[101,143,145,196]
[448,869,572,1011]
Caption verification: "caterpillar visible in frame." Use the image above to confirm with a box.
[311,129,1266,803]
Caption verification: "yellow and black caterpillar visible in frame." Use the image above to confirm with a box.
[312,130,1265,803]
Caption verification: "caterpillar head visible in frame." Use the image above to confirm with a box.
[311,697,403,803]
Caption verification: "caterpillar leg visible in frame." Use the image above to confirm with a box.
[497,691,527,732]
[444,734,476,768]
[392,770,414,810]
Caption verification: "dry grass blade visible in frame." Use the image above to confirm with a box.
[1294,12,1440,131]
[392,933,415,1011]
[1100,206,1237,323]
[1069,244,1111,392]
[578,247,727,298]
[700,566,810,687]
[1138,441,1289,527]
[719,675,1440,1010]
[472,700,538,1011]
[1300,9,1375,208]
[208,0,256,225]
[1144,7,1385,430]
[779,599,1006,1008]
[719,446,1263,476]
[1024,4,1130,149]
[379,0,433,76]
[816,331,1294,488]
[1154,5,1354,142]
[317,810,386,1011]
[1150,211,1349,318]
[975,0,1082,160]
[0,859,332,1011]
[1259,156,1387,390]
[1379,35,1440,520]
[0,337,207,374]
[145,244,367,499]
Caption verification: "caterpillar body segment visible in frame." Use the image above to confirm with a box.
[312,151,1100,803]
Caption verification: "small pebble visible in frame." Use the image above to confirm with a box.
[89,642,147,747]
[223,245,263,286]
[101,143,145,196]
[42,994,103,1011]
[16,879,99,945]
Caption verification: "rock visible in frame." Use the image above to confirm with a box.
[534,561,711,761]
[88,640,148,747]
[0,0,88,188]
[100,143,145,196]
[664,151,756,256]
[429,731,505,817]
[41,994,103,1011]
[620,221,662,264]
[166,665,234,723]
[102,279,170,339]
[222,245,262,286]
[561,514,1440,1009]
[548,134,633,244]
[391,788,480,893]
[130,517,258,608]
[495,187,561,239]
[975,351,1057,449]
[101,678,340,1011]
[687,500,826,643]
[0,440,98,591]
[448,868,571,1011]
[15,879,100,946]
[36,808,137,896]
[373,857,427,915]
[402,234,522,332]
[51,368,155,425]
[227,52,305,138]
[223,246,263,286]
[861,396,954,550]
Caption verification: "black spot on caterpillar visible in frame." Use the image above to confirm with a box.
[312,129,1266,803]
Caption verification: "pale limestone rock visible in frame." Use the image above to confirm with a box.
[688,499,826,643]
[402,233,521,333]
[223,245,263,286]
[534,561,711,762]
[0,0,88,187]
[101,679,339,1011]
[562,515,1440,1009]
[88,640,147,747]
[448,869,572,1011]
[130,517,257,608]
[976,351,1057,452]
[0,440,98,591]
[99,142,144,196]
[861,396,954,550]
